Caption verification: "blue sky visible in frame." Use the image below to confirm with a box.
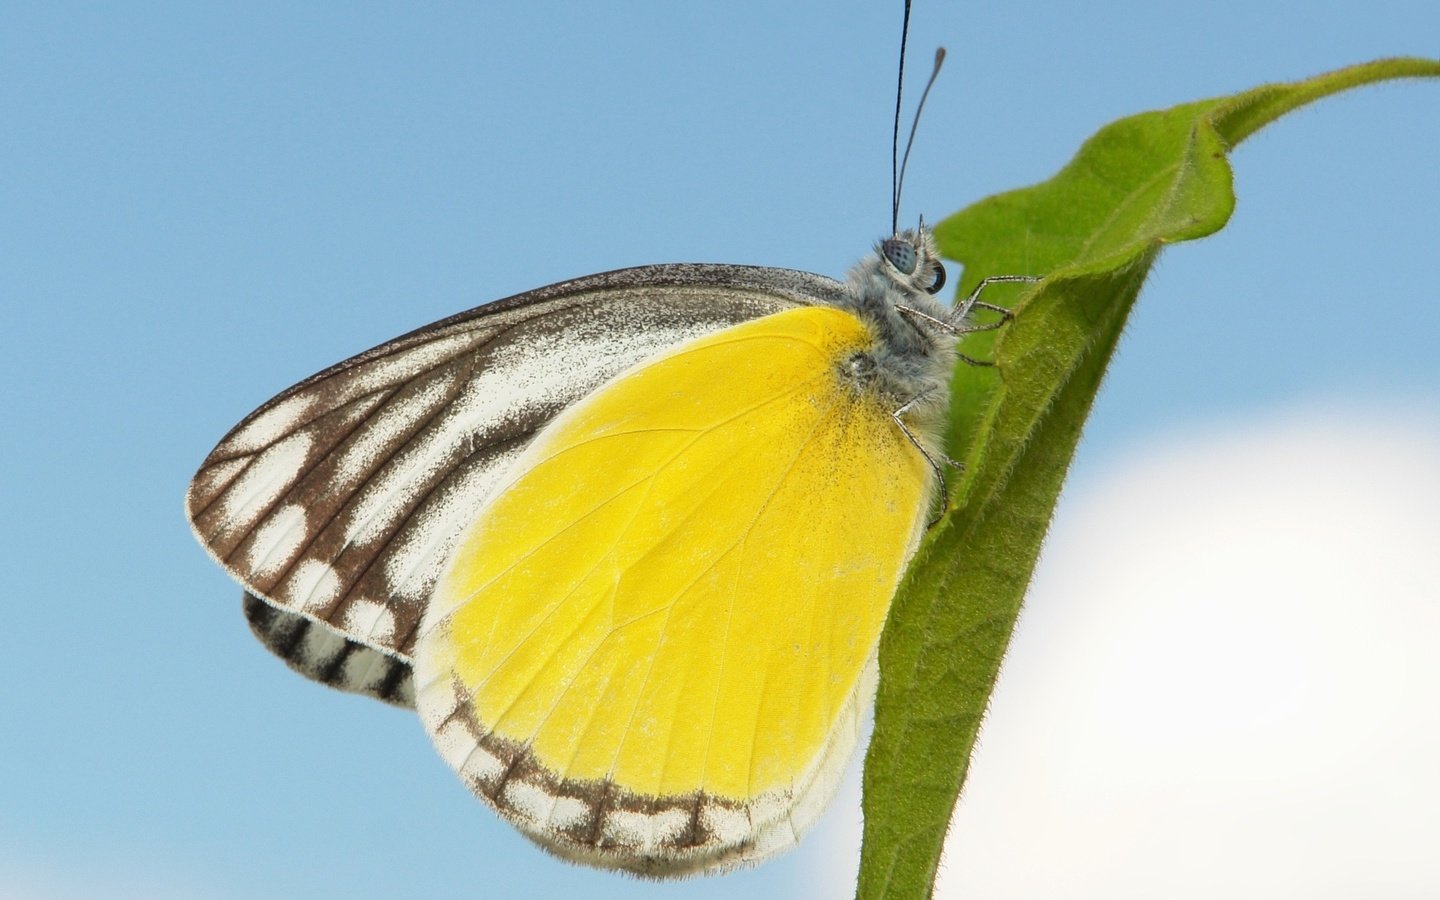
[2,2,1436,898]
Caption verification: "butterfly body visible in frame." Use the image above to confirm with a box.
[187,228,966,875]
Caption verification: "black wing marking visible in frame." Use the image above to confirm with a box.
[242,592,414,706]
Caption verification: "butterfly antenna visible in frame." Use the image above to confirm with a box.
[894,46,946,236]
[890,0,912,236]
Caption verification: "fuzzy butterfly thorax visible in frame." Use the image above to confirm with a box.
[836,226,958,444]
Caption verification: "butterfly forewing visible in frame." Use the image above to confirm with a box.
[188,265,849,702]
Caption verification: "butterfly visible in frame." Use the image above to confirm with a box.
[185,4,1037,878]
[185,233,1036,875]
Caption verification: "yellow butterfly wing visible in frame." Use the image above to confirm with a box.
[414,305,932,874]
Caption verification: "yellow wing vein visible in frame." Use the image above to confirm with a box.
[816,408,859,748]
[595,532,748,784]
[529,369,846,791]
[472,383,797,752]
[482,438,752,770]
[448,379,817,626]
[463,408,744,689]
[464,475,656,684]
[478,551,625,737]
[813,408,867,783]
[532,400,811,781]
[743,400,887,794]
[693,391,851,799]
[621,385,852,797]
[512,580,630,771]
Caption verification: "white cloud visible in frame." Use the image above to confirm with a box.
[927,405,1440,898]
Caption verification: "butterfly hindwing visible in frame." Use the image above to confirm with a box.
[188,265,850,702]
[413,305,934,875]
[242,591,415,706]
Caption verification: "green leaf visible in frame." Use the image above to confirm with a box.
[856,57,1440,900]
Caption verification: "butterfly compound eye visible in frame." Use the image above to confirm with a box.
[881,238,918,275]
[926,261,946,294]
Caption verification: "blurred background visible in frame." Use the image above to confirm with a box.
[2,1,1436,897]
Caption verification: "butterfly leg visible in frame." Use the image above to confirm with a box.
[951,273,1042,327]
[935,273,1043,366]
[891,393,958,526]
[895,274,1040,341]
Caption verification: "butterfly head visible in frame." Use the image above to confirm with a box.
[879,227,946,297]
